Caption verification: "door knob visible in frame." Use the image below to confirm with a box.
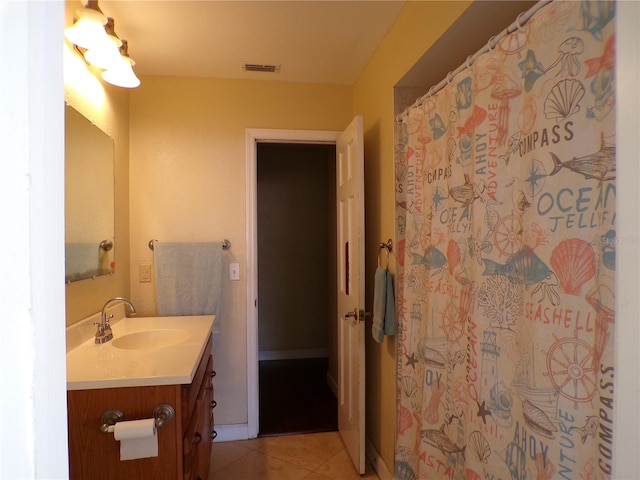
[344,309,370,321]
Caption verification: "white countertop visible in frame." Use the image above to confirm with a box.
[66,314,215,391]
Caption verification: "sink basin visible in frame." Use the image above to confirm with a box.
[111,329,191,350]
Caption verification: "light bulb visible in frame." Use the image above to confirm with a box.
[64,8,108,50]
[84,36,122,70]
[102,56,141,88]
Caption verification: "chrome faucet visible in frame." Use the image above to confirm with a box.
[94,297,137,344]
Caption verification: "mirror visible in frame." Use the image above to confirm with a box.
[65,105,115,283]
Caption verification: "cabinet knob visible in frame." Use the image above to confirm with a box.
[192,432,202,447]
[211,430,218,441]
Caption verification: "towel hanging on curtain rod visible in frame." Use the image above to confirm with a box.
[396,0,552,123]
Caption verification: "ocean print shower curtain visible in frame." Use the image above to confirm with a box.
[394,1,616,479]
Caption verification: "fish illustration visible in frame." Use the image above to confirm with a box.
[585,34,615,78]
[518,49,546,92]
[575,416,599,443]
[449,173,487,206]
[549,142,616,182]
[499,132,521,165]
[456,77,473,110]
[429,113,446,140]
[580,0,615,40]
[411,246,447,270]
[482,247,553,287]
[421,425,466,458]
[451,349,467,367]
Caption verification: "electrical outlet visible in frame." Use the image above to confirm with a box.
[139,263,151,283]
[229,262,240,281]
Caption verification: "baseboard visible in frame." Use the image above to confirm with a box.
[258,348,328,361]
[366,436,395,480]
[213,423,251,442]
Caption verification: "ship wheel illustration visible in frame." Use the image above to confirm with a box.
[493,213,523,257]
[544,334,597,409]
[440,301,465,344]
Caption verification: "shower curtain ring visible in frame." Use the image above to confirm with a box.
[488,35,497,51]
[466,55,474,70]
[516,12,527,32]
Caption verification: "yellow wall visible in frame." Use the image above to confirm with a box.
[64,1,131,326]
[353,0,471,469]
[128,76,352,425]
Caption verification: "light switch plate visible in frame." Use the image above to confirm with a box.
[139,263,151,283]
[229,262,240,281]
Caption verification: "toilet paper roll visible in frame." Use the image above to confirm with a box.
[113,418,158,461]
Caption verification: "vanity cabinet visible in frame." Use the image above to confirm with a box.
[67,334,214,480]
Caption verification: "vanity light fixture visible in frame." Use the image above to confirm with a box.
[101,40,141,88]
[65,0,140,88]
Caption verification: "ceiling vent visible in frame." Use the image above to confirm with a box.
[242,63,280,73]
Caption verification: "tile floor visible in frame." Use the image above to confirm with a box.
[209,432,381,480]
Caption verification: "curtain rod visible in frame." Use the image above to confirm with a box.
[396,0,553,123]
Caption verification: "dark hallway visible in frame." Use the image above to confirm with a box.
[258,358,337,437]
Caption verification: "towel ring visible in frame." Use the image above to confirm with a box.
[378,239,393,269]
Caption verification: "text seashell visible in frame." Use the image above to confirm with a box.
[398,406,414,435]
[401,376,419,399]
[544,79,585,122]
[550,238,596,295]
[468,430,491,463]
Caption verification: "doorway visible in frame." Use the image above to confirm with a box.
[256,142,337,436]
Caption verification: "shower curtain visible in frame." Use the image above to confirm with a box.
[394,1,616,479]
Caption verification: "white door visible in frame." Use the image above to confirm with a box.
[336,115,365,474]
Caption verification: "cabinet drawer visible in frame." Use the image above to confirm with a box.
[181,334,212,426]
[182,397,201,480]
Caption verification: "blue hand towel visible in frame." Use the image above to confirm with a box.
[384,270,396,336]
[372,267,387,343]
[372,267,396,343]
[153,242,222,316]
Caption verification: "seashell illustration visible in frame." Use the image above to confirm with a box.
[544,79,585,122]
[468,431,491,463]
[395,461,417,480]
[550,238,596,295]
[465,469,482,480]
[401,376,419,399]
[398,406,414,435]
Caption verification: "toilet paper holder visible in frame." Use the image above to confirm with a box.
[99,404,175,434]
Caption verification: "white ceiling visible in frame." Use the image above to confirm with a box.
[98,0,407,85]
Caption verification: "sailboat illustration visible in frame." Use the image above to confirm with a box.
[511,343,559,420]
